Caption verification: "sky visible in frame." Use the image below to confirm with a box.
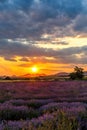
[0,0,87,76]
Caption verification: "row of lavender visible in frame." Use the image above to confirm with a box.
[0,81,86,129]
[0,99,86,129]
[0,81,87,102]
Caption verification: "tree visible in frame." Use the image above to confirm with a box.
[69,72,76,80]
[69,66,84,80]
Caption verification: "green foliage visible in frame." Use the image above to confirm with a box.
[56,111,78,130]
[69,66,84,80]
[2,111,79,130]
[69,72,77,80]
[25,111,78,130]
[0,108,39,120]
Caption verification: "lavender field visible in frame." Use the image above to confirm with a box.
[0,81,87,130]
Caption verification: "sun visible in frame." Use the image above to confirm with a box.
[31,66,38,73]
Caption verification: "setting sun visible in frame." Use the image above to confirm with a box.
[31,66,38,73]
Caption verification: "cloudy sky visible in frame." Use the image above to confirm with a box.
[0,0,87,75]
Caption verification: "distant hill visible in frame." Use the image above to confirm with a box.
[21,73,46,78]
[55,72,69,77]
[1,71,87,81]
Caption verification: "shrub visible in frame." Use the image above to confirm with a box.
[69,66,84,80]
[0,105,39,120]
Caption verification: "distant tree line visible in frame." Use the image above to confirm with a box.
[69,66,84,80]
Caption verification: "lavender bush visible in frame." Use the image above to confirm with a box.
[0,104,39,120]
[0,81,86,129]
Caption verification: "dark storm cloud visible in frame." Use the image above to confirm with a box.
[0,0,87,65]
[71,0,87,35]
[0,39,87,64]
[51,41,69,45]
[0,0,6,3]
[4,57,17,62]
[40,0,82,18]
[73,14,87,33]
[0,0,34,11]
[19,57,30,62]
[0,0,84,39]
[0,39,61,59]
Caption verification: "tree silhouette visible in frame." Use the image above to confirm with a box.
[69,66,84,80]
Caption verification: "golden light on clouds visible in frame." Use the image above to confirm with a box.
[0,37,87,76]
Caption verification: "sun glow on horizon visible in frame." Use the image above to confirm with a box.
[31,66,38,73]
